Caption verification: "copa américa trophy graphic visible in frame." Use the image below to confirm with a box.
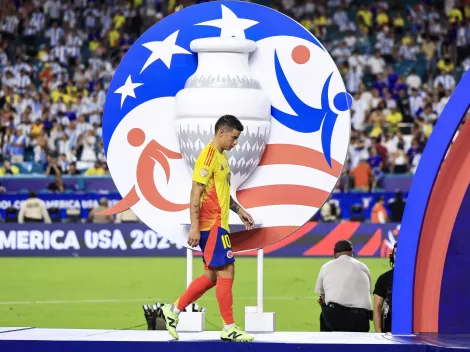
[101,2,352,252]
[175,36,271,225]
[100,0,352,333]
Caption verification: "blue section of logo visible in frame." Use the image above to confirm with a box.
[272,51,352,166]
[102,0,345,159]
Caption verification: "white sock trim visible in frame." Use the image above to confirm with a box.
[171,304,181,315]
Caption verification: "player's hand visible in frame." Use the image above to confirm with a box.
[188,228,200,248]
[238,208,254,230]
[318,295,324,306]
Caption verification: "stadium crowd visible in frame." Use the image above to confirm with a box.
[0,0,469,193]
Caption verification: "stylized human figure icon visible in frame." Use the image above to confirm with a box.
[98,128,189,216]
[272,45,352,167]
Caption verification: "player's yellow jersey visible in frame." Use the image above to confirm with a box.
[192,142,231,233]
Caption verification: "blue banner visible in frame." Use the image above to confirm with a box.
[0,223,400,257]
[0,192,407,220]
[0,223,184,257]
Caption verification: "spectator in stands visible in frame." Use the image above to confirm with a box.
[88,197,114,223]
[388,190,406,222]
[385,106,403,134]
[409,146,423,174]
[397,89,413,124]
[336,163,352,193]
[18,191,51,223]
[368,50,387,77]
[407,138,421,169]
[349,137,369,169]
[367,109,386,138]
[350,159,373,191]
[376,8,389,29]
[48,172,64,193]
[391,145,409,174]
[437,54,455,74]
[0,160,19,175]
[420,103,438,125]
[357,4,373,33]
[351,92,368,131]
[0,0,467,188]
[116,209,140,223]
[408,88,423,118]
[434,69,457,91]
[10,128,26,163]
[44,155,63,176]
[67,162,81,175]
[392,13,405,35]
[85,161,105,176]
[368,147,384,190]
[57,153,69,172]
[406,70,422,93]
[371,196,388,223]
[371,136,389,172]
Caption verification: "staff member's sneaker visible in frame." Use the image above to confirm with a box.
[161,304,179,340]
[220,325,254,342]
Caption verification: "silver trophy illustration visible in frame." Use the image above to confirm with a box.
[175,37,271,224]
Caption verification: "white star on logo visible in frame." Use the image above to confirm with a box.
[140,30,191,74]
[195,5,259,39]
[114,75,143,108]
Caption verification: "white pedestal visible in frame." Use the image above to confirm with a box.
[245,307,276,332]
[244,248,276,333]
[176,312,205,332]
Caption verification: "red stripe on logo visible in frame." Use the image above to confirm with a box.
[303,222,360,256]
[97,186,140,216]
[259,144,343,177]
[357,229,382,256]
[237,185,329,209]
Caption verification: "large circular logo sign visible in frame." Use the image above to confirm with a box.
[101,1,352,252]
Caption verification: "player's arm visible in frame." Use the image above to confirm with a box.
[373,294,384,333]
[373,274,385,332]
[314,266,325,305]
[230,196,242,214]
[230,196,254,230]
[189,181,205,232]
[188,152,214,247]
[188,181,205,248]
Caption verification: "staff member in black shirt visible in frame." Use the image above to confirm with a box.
[373,242,397,333]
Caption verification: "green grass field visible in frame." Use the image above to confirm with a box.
[0,257,390,332]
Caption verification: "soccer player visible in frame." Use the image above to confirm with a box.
[161,115,255,342]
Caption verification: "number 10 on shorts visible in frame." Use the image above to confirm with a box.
[222,234,232,249]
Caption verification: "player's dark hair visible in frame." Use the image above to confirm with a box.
[215,115,244,134]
